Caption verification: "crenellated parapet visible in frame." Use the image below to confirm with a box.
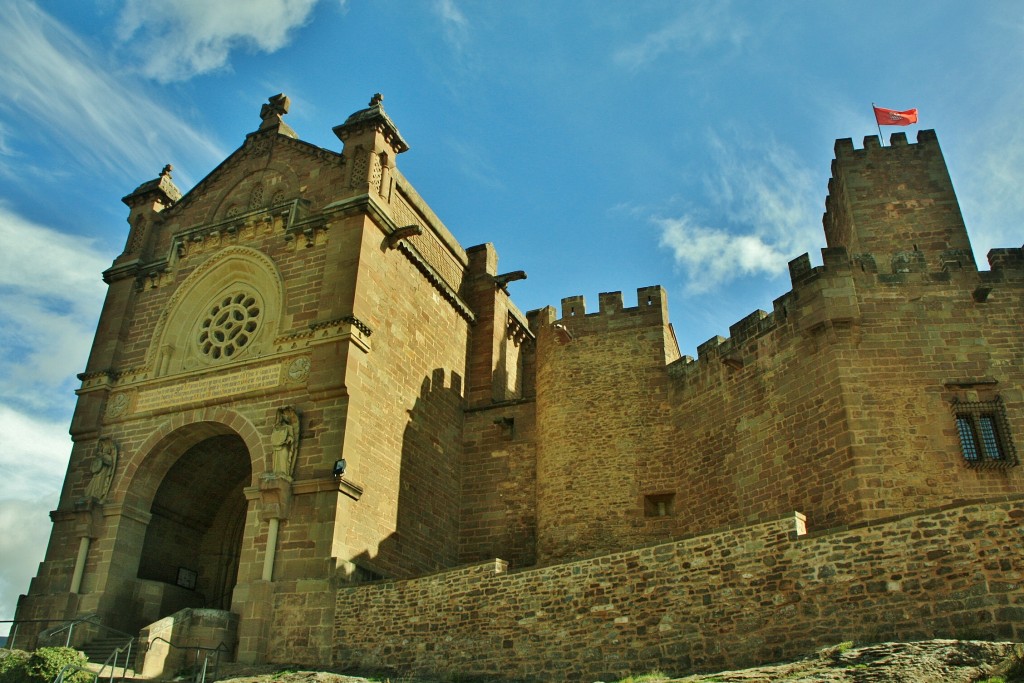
[555,285,670,334]
[823,129,976,274]
[668,246,861,381]
[985,245,1024,278]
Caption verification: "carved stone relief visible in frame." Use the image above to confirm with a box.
[287,357,311,383]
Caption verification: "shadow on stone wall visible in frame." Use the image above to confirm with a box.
[346,368,465,581]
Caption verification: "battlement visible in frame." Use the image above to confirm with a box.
[670,298,787,378]
[823,129,975,273]
[832,128,939,158]
[558,285,667,322]
[988,246,1024,273]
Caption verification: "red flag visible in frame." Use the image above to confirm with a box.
[873,105,918,126]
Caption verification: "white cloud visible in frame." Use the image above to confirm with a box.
[0,204,109,414]
[0,206,100,627]
[0,406,71,504]
[658,217,788,292]
[0,499,58,634]
[0,1,224,185]
[116,0,320,83]
[613,2,750,71]
[655,134,820,293]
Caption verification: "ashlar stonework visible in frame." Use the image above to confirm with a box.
[14,95,1024,681]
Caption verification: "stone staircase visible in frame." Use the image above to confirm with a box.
[81,634,134,663]
[80,634,139,680]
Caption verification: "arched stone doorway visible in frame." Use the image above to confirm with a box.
[136,430,252,613]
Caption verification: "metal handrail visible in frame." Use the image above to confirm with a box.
[141,609,199,640]
[50,617,133,650]
[51,662,98,683]
[1,618,56,651]
[146,637,231,683]
[1,618,72,650]
[94,637,134,683]
[34,615,137,680]
[39,614,102,648]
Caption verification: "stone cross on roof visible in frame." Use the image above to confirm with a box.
[257,93,297,138]
[260,94,290,127]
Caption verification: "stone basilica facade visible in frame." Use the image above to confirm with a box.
[15,94,1024,680]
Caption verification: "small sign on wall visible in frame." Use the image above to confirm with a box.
[176,567,198,590]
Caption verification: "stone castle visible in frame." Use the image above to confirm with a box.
[14,94,1024,681]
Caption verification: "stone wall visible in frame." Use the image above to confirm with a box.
[333,496,1024,682]
[459,402,537,568]
[534,287,680,564]
[139,608,237,679]
[823,131,974,271]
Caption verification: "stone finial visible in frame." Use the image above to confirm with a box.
[260,93,291,126]
[333,92,409,154]
[122,164,182,208]
[255,93,298,138]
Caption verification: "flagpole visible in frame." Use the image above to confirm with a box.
[872,102,884,146]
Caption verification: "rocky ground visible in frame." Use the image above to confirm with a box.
[211,639,1024,683]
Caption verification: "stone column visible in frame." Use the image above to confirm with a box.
[69,500,105,595]
[257,474,293,582]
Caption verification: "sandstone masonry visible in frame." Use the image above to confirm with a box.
[14,97,1024,681]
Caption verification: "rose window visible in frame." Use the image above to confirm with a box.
[198,292,261,359]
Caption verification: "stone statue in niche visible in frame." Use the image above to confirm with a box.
[83,438,118,502]
[271,406,300,477]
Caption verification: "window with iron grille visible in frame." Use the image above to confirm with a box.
[952,398,1017,469]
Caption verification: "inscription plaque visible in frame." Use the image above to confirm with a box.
[136,364,281,412]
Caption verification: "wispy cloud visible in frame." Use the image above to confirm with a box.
[656,133,820,293]
[954,61,1024,263]
[433,0,470,53]
[0,205,103,629]
[0,204,109,414]
[963,135,1024,261]
[0,406,72,504]
[0,2,225,186]
[0,498,60,635]
[116,0,320,83]
[613,2,750,71]
[444,137,505,191]
[0,122,11,157]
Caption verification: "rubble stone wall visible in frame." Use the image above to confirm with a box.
[334,496,1024,682]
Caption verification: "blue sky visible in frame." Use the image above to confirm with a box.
[1,0,1023,630]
